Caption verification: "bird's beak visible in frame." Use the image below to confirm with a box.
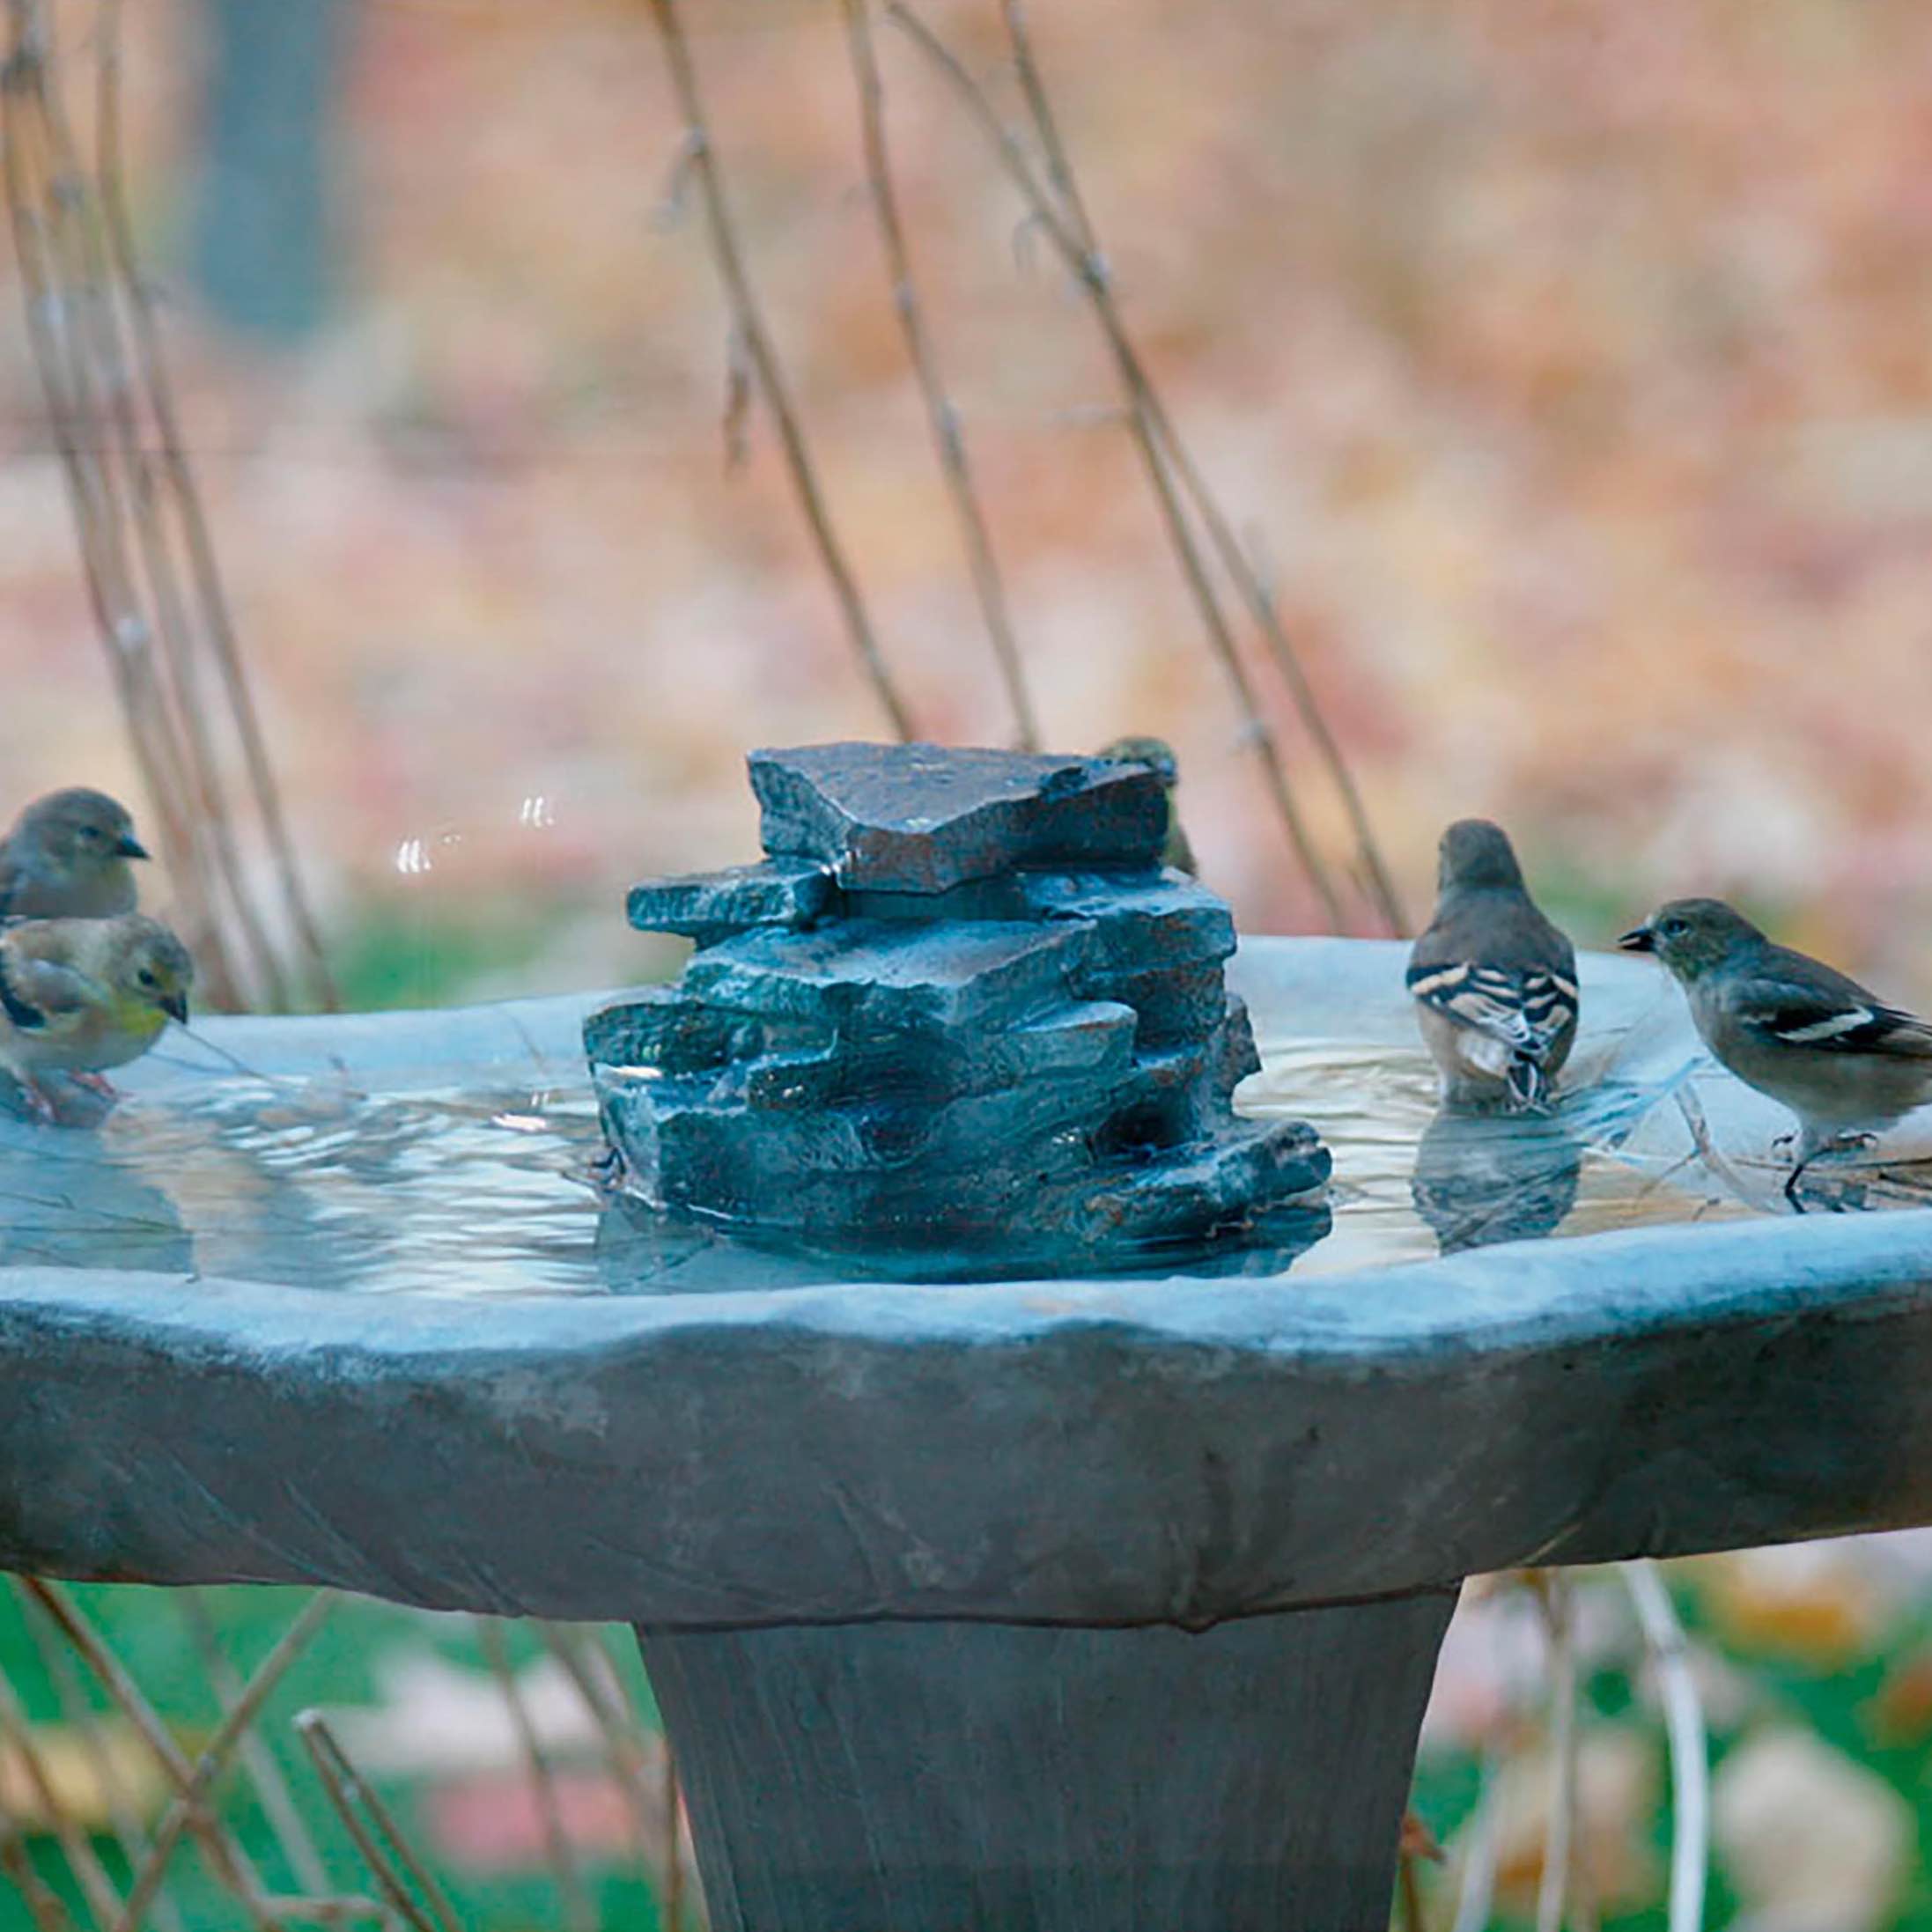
[161,991,188,1024]
[117,835,150,860]
[1617,924,1655,954]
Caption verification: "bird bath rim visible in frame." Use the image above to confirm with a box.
[4,933,1932,1631]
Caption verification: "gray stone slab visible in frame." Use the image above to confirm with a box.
[749,743,1166,892]
[679,918,1088,1032]
[1017,870,1236,973]
[627,859,836,942]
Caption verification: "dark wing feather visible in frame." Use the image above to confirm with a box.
[1409,890,1578,1103]
[0,944,45,1030]
[1731,947,1932,1059]
[0,936,95,1032]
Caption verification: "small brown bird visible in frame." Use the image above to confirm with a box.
[1620,897,1932,1200]
[0,913,192,1120]
[1408,820,1578,1110]
[0,788,149,920]
[1098,735,1197,875]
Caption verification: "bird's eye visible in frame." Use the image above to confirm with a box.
[1662,918,1688,939]
[136,969,157,989]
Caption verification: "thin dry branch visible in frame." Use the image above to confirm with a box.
[1,0,336,1011]
[535,1623,688,1925]
[1448,1753,1500,1932]
[0,1665,126,1925]
[110,1593,337,1932]
[995,0,1405,929]
[181,1591,333,1905]
[294,1714,461,1932]
[1534,1575,1577,1932]
[645,0,917,743]
[0,1779,74,1932]
[29,7,288,1006]
[16,1599,188,1932]
[476,1621,597,1932]
[1621,1561,1707,1932]
[2,10,245,1005]
[16,1580,289,1932]
[840,0,1038,751]
[888,3,1348,925]
[97,0,337,1008]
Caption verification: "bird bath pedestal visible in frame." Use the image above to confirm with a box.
[4,783,1932,1927]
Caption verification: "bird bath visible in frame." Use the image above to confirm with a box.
[4,934,1932,1929]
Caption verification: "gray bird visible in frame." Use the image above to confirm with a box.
[1407,819,1578,1110]
[1619,896,1932,1201]
[0,788,149,920]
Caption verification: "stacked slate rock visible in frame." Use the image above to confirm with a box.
[586,743,1330,1267]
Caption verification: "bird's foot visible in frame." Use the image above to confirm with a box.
[1785,1132,1877,1213]
[69,1072,117,1099]
[17,1080,57,1125]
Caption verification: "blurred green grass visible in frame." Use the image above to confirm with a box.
[0,1585,675,1932]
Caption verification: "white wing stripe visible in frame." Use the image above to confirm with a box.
[1777,1007,1875,1043]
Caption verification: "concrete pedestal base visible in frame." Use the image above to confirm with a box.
[639,1591,1456,1932]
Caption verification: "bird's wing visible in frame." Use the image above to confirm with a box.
[0,937,96,1033]
[1405,958,1578,1059]
[1728,955,1932,1060]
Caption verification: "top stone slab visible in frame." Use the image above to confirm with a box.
[749,742,1167,894]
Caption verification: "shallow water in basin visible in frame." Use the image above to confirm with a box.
[4,940,1927,1296]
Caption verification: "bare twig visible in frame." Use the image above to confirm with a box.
[18,1596,188,1932]
[1533,1575,1577,1932]
[1621,1562,1707,1932]
[840,0,1038,751]
[1000,0,1405,929]
[535,1624,674,1913]
[0,1665,127,1925]
[15,1580,288,1932]
[3,6,244,1005]
[294,1714,461,1932]
[247,1900,387,1927]
[98,0,338,1009]
[1448,1755,1499,1932]
[109,1593,337,1932]
[181,1590,334,1901]
[476,1620,597,1932]
[34,0,290,1009]
[1171,460,1407,932]
[888,3,1348,925]
[0,0,336,1011]
[645,0,917,742]
[0,1777,75,1932]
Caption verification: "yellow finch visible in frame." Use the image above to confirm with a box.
[0,913,193,1119]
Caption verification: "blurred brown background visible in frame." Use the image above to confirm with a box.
[4,0,1931,1005]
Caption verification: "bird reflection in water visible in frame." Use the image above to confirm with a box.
[1410,1105,1583,1255]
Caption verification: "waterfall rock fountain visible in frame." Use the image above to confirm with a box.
[586,742,1330,1265]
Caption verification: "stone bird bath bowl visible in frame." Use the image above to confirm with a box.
[4,912,1932,1925]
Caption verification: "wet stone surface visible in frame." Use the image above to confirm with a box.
[591,743,1329,1266]
[748,741,1168,893]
